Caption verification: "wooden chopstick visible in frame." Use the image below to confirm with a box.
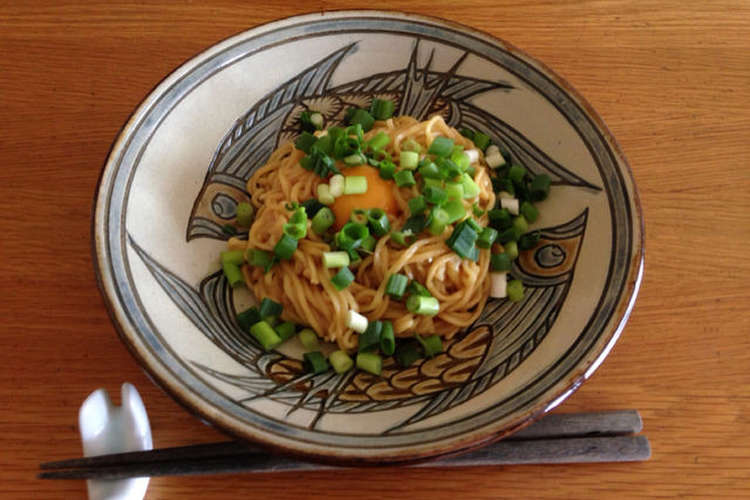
[38,410,649,480]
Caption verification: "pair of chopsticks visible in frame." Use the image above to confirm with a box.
[39,410,650,480]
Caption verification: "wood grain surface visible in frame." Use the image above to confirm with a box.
[1,1,749,498]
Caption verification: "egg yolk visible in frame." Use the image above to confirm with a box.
[331,165,399,229]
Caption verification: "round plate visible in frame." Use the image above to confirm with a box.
[93,10,643,463]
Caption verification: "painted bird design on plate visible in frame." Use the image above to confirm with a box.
[130,37,599,432]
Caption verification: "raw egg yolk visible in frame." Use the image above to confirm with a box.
[331,165,399,229]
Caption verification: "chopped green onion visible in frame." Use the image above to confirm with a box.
[423,185,447,205]
[428,136,454,157]
[461,173,480,199]
[303,149,340,178]
[334,135,360,159]
[491,252,513,271]
[530,174,551,201]
[329,350,353,374]
[344,176,368,194]
[442,199,466,223]
[418,161,441,179]
[437,158,462,179]
[300,199,325,217]
[317,183,334,205]
[428,207,450,235]
[367,208,390,237]
[336,222,369,250]
[465,217,482,233]
[370,98,395,120]
[485,144,505,168]
[258,297,283,319]
[322,251,350,268]
[347,310,368,333]
[221,250,244,266]
[331,267,355,290]
[416,334,443,358]
[236,202,255,227]
[380,321,396,356]
[399,151,419,169]
[519,230,542,250]
[250,320,282,351]
[408,195,427,215]
[378,160,396,179]
[402,214,428,235]
[222,261,244,288]
[500,198,520,216]
[508,165,527,184]
[294,132,317,153]
[498,226,522,244]
[504,240,519,260]
[348,108,375,132]
[236,307,261,332]
[299,111,323,132]
[385,273,409,299]
[247,248,274,271]
[407,280,432,297]
[274,233,298,260]
[275,321,296,341]
[390,230,414,247]
[394,170,416,187]
[423,177,443,190]
[368,131,390,151]
[283,222,306,240]
[360,234,376,252]
[359,320,383,352]
[451,148,470,171]
[343,153,366,166]
[488,208,512,229]
[444,182,464,201]
[298,328,319,351]
[446,220,479,259]
[466,165,477,177]
[460,128,475,140]
[401,138,422,153]
[329,174,345,198]
[396,341,422,367]
[472,202,485,217]
[350,209,369,226]
[477,227,499,249]
[345,123,363,142]
[222,224,237,236]
[507,279,525,302]
[472,132,491,151]
[406,295,440,316]
[303,351,329,374]
[311,207,334,235]
[512,215,529,234]
[356,352,382,375]
[520,201,539,223]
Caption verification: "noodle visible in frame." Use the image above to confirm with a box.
[238,115,495,351]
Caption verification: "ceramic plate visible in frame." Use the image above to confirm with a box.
[93,10,643,463]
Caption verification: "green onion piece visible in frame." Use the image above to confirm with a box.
[399,151,419,169]
[418,161,441,179]
[322,251,350,268]
[303,351,329,374]
[275,321,297,341]
[236,307,261,332]
[263,315,279,327]
[446,220,479,259]
[236,202,255,227]
[300,199,325,218]
[299,111,321,132]
[311,207,334,235]
[451,149,470,171]
[407,280,432,297]
[416,334,443,358]
[466,217,483,233]
[378,160,396,180]
[258,297,283,319]
[461,173,480,199]
[221,250,245,266]
[491,252,513,271]
[359,320,383,352]
[507,279,525,302]
[344,176,368,194]
[408,195,427,215]
[402,214,428,235]
[442,199,466,223]
[222,224,237,236]
[370,98,395,120]
[274,233,298,260]
[380,321,396,356]
[282,222,306,240]
[467,245,479,262]
[477,227,499,249]
[385,273,409,299]
[466,165,477,177]
[331,266,355,290]
[508,165,527,184]
[488,208,512,229]
[512,215,529,234]
[222,261,244,288]
[472,132,491,151]
[472,202,485,217]
[423,178,443,190]
[504,240,519,260]
[390,230,414,247]
[345,123,364,141]
[406,295,440,316]
[356,352,382,375]
[294,132,317,153]
[366,208,390,237]
[437,158,462,179]
[360,234,376,252]
[312,134,333,155]
[428,207,450,235]
[428,136,454,157]
[247,248,274,271]
[298,328,320,351]
[460,128,475,140]
[249,320,282,351]
[498,226,522,244]
[350,209,369,226]
[334,136,360,159]
[423,185,447,205]
[396,340,422,367]
[349,108,375,132]
[444,182,464,201]
[519,230,542,250]
[401,138,422,153]
[336,222,369,250]
[394,170,416,187]
[520,201,539,223]
[368,131,390,150]
[530,174,551,201]
[329,350,354,373]
[343,153,365,166]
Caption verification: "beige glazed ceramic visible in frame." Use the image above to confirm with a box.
[93,10,643,463]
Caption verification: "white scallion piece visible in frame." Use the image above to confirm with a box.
[317,183,334,205]
[310,112,324,130]
[485,145,505,168]
[329,174,344,198]
[498,191,514,200]
[490,272,508,298]
[347,310,368,333]
[465,148,480,164]
[500,197,520,215]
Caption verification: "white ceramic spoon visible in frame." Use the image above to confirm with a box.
[78,383,153,500]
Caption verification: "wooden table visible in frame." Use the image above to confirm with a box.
[2,1,749,498]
